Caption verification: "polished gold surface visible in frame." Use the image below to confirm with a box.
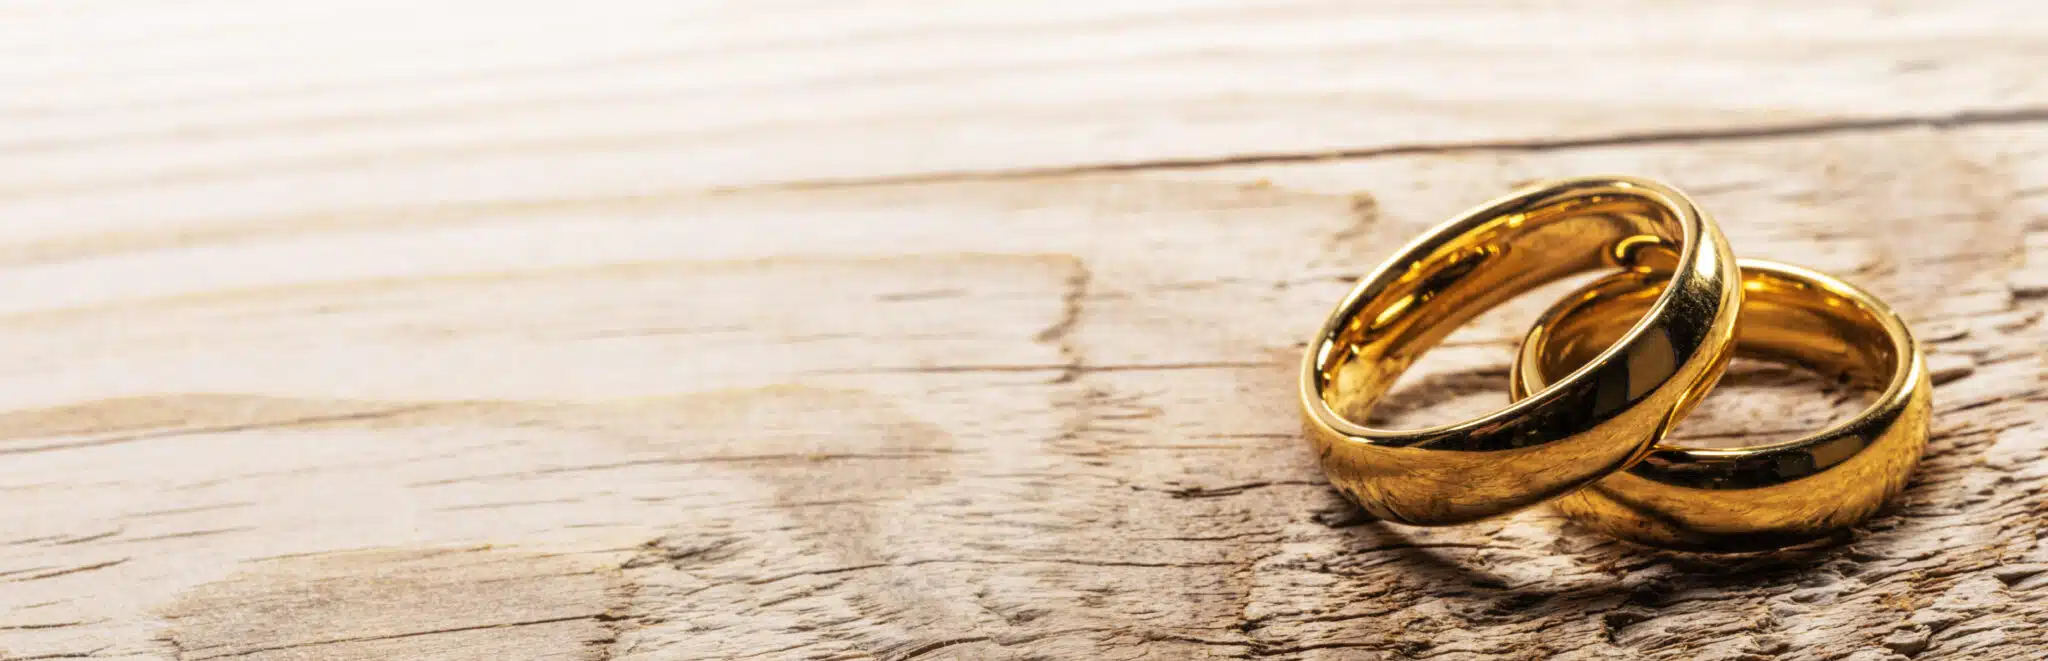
[1513,259,1929,550]
[1299,176,1742,525]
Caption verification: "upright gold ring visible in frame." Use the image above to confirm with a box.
[1299,176,1742,525]
[1512,259,1930,550]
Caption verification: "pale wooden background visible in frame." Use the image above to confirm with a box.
[3,2,2047,660]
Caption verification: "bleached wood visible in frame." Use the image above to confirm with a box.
[3,2,2047,660]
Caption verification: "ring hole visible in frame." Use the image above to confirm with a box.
[1662,358,1880,450]
[1362,274,1600,430]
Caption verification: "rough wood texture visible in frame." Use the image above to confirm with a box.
[3,2,2047,660]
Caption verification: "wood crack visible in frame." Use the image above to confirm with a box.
[178,615,600,661]
[886,635,993,661]
[1136,479,1327,499]
[0,406,441,457]
[747,557,1241,585]
[406,451,974,487]
[730,106,2048,191]
[7,558,128,582]
[1039,258,1092,384]
[806,360,1274,377]
[0,621,93,631]
[8,649,109,660]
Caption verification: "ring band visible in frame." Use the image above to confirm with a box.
[1511,259,1931,550]
[1299,176,1742,525]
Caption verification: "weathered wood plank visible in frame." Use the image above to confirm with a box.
[3,0,2047,226]
[1,123,2045,659]
[3,2,2047,660]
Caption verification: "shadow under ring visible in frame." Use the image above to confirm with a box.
[1511,259,1930,551]
[1299,176,1742,526]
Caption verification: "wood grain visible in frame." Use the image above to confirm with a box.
[3,2,2047,660]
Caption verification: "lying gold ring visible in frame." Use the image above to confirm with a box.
[1299,176,1741,525]
[1512,259,1931,550]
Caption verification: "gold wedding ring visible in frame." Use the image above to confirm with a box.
[1512,260,1930,550]
[1300,176,1742,526]
[1296,175,1934,551]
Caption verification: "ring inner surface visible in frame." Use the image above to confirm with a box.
[1314,190,1689,431]
[1526,266,1901,436]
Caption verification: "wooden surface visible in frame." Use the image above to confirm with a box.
[4,2,2047,660]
